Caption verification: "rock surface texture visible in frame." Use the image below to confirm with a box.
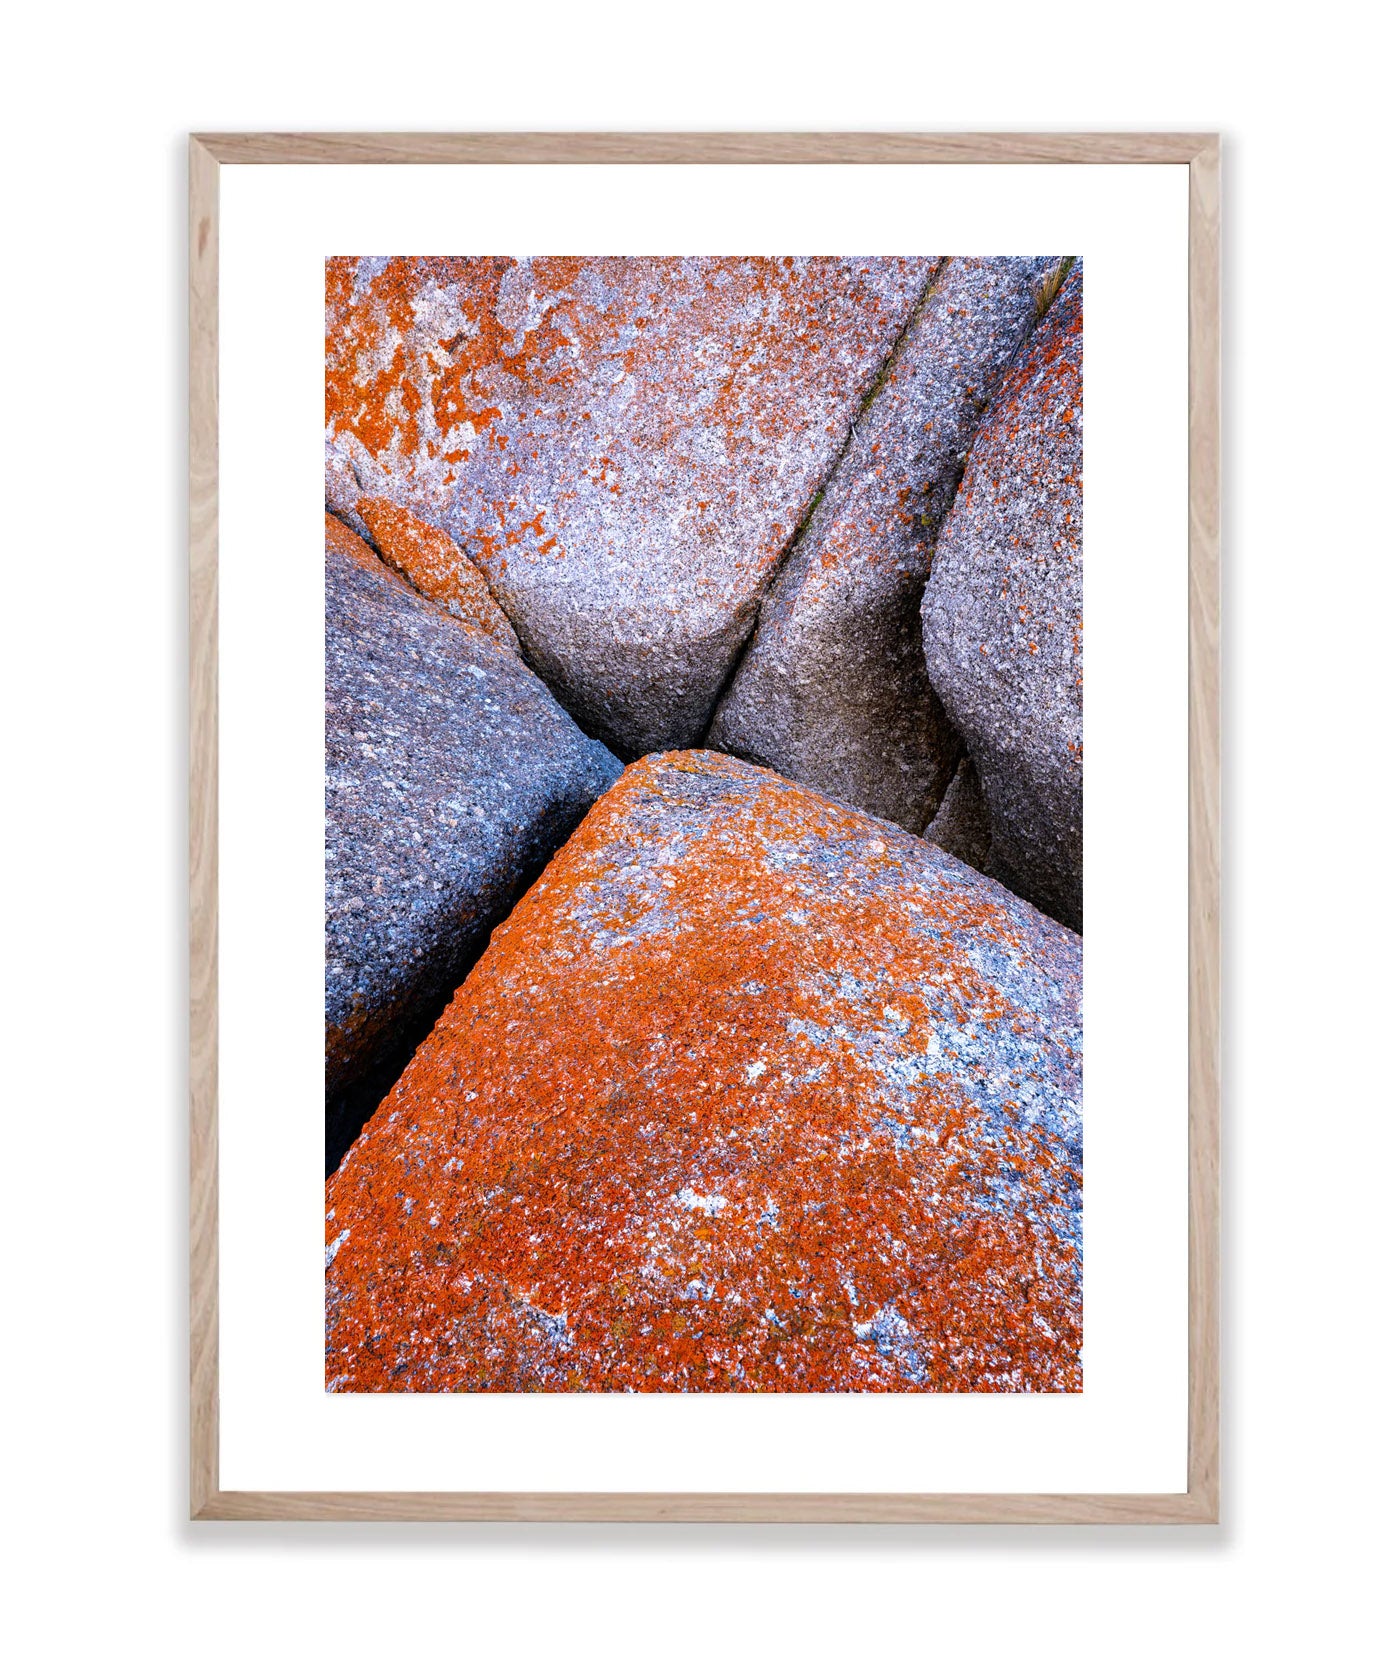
[326,751,1082,1394]
[324,514,621,1144]
[325,257,935,758]
[709,257,1065,834]
[356,496,520,654]
[922,262,1083,929]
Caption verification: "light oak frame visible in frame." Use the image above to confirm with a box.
[190,131,1220,1522]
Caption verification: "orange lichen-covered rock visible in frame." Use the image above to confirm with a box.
[325,256,934,757]
[326,750,1082,1393]
[356,495,520,654]
[922,262,1083,928]
[710,257,1065,833]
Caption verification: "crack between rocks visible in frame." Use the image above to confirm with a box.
[918,255,1080,915]
[922,255,1075,599]
[341,446,539,664]
[448,537,536,653]
[1032,255,1077,326]
[698,258,952,748]
[331,497,565,704]
[925,451,973,558]
[853,256,952,426]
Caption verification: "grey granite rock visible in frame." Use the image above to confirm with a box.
[708,257,1065,834]
[325,257,934,759]
[922,263,1083,929]
[324,514,622,1143]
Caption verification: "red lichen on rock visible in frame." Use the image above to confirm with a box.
[356,495,520,654]
[326,751,1082,1394]
[324,510,393,582]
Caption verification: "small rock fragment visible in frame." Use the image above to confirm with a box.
[357,495,520,654]
[923,754,998,876]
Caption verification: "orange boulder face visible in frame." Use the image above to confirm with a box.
[325,256,934,757]
[356,495,520,655]
[326,751,1082,1394]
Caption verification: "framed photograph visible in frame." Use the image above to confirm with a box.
[190,131,1219,1521]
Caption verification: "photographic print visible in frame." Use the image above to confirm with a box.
[322,254,1084,1396]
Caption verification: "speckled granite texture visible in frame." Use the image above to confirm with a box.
[356,496,520,654]
[326,751,1081,1394]
[324,513,621,1120]
[709,257,1065,834]
[325,257,934,758]
[922,263,1083,928]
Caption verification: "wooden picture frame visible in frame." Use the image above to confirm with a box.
[190,131,1220,1522]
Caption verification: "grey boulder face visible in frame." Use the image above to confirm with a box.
[922,262,1083,930]
[707,257,1067,835]
[325,256,935,760]
[324,514,622,1142]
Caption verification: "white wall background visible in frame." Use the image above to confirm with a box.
[5,4,1393,1675]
